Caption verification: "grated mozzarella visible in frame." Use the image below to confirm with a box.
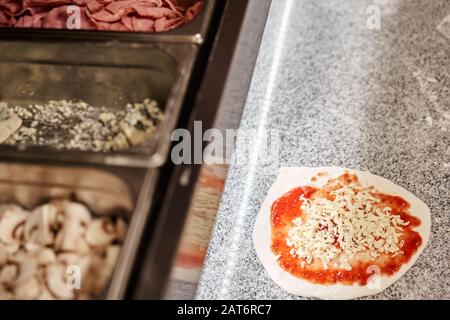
[287,183,407,270]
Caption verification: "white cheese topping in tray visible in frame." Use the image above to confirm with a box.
[0,99,164,152]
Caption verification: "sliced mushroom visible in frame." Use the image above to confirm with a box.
[4,243,20,255]
[105,245,121,269]
[55,231,90,254]
[0,210,27,244]
[57,253,80,267]
[77,255,95,294]
[0,204,25,220]
[63,202,92,223]
[46,264,74,300]
[77,293,91,300]
[24,242,41,253]
[89,245,121,295]
[0,243,7,266]
[55,228,90,254]
[8,248,27,262]
[54,202,92,253]
[24,203,58,246]
[14,277,41,300]
[85,218,116,247]
[115,218,128,242]
[0,107,22,144]
[36,248,57,266]
[0,199,127,300]
[36,286,56,300]
[84,255,106,294]
[0,263,19,285]
[10,254,38,286]
[0,285,14,300]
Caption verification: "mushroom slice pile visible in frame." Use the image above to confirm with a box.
[0,201,128,300]
[0,102,22,144]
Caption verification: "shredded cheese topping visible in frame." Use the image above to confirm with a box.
[287,183,409,270]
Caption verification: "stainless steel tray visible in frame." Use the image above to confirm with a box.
[0,39,198,167]
[0,0,216,44]
[0,161,158,299]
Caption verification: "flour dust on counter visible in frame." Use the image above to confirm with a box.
[0,98,164,152]
[253,167,431,300]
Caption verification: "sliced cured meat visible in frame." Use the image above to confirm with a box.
[131,15,154,31]
[154,16,182,31]
[121,13,132,30]
[104,0,134,13]
[23,0,74,7]
[15,14,33,27]
[132,5,177,19]
[86,0,104,13]
[162,0,179,13]
[41,5,71,28]
[30,11,48,27]
[185,1,202,21]
[0,1,21,14]
[91,8,127,23]
[0,11,11,25]
[0,0,203,32]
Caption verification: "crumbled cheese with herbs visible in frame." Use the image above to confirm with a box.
[1,99,163,152]
[287,184,409,270]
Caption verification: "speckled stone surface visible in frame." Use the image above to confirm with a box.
[196,0,450,300]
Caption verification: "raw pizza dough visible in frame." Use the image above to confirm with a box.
[252,167,431,300]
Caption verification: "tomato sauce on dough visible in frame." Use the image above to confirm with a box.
[270,174,422,286]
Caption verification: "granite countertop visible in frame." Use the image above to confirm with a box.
[197,0,450,300]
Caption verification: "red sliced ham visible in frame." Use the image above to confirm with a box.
[30,11,47,27]
[186,1,202,21]
[0,11,11,25]
[162,0,179,14]
[1,0,203,32]
[131,15,154,31]
[91,8,127,22]
[154,15,181,32]
[0,1,21,14]
[132,5,176,19]
[104,0,134,13]
[23,1,74,7]
[121,13,132,30]
[86,0,104,13]
[41,5,71,28]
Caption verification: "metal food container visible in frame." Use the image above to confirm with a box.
[0,0,216,168]
[0,161,158,299]
[0,0,216,43]
[0,0,221,300]
[0,40,198,167]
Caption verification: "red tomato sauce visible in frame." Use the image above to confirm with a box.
[270,176,422,286]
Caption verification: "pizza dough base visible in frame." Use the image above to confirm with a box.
[252,167,431,300]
